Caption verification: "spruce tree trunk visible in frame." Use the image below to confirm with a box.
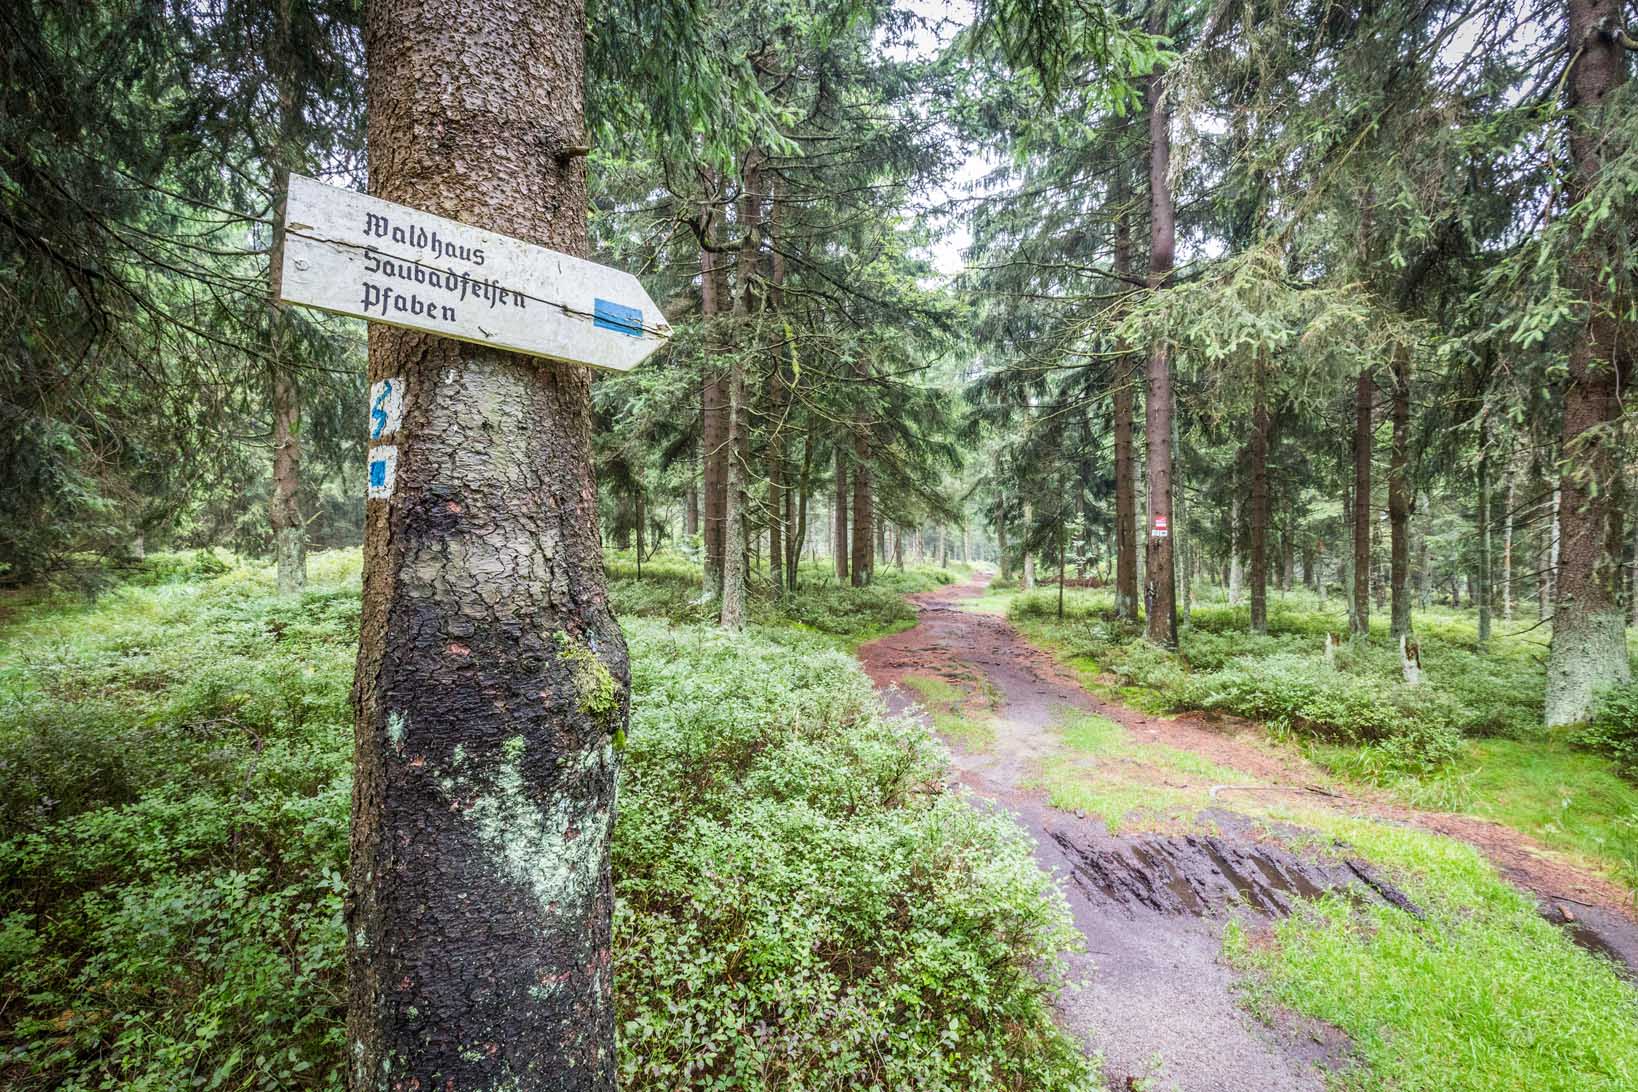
[720,358,747,629]
[850,437,872,587]
[270,351,306,596]
[1477,422,1492,647]
[685,469,699,538]
[833,450,849,582]
[700,215,727,597]
[1502,460,1515,621]
[1249,354,1269,633]
[997,492,1011,581]
[767,451,783,597]
[1389,349,1412,639]
[1143,63,1178,648]
[1351,371,1373,638]
[1112,210,1139,621]
[1228,494,1243,606]
[1022,500,1035,590]
[1545,0,1633,723]
[349,2,627,1086]
[789,429,812,590]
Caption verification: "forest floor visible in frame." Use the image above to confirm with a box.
[857,575,1638,1092]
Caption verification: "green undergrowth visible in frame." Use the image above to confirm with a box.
[0,551,1093,1091]
[605,550,956,647]
[1005,586,1638,884]
[1224,811,1638,1092]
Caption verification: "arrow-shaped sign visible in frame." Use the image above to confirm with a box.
[273,173,670,372]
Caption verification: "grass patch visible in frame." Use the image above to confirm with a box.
[1225,812,1638,1092]
[902,673,998,751]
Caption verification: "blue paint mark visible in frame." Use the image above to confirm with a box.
[369,457,388,489]
[370,380,392,439]
[593,298,642,337]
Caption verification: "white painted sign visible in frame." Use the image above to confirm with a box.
[370,377,405,440]
[368,445,399,500]
[274,174,670,372]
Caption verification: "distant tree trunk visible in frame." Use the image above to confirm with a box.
[1112,206,1140,621]
[1477,420,1492,647]
[1022,500,1035,590]
[961,524,970,564]
[1249,353,1270,633]
[1351,371,1372,638]
[787,429,811,592]
[997,492,1011,581]
[348,1,627,1086]
[1228,495,1243,606]
[270,351,306,596]
[1143,62,1178,648]
[1549,484,1562,606]
[1502,459,1515,621]
[850,429,873,587]
[1389,348,1412,639]
[1546,0,1634,722]
[685,467,699,538]
[700,204,727,597]
[720,359,747,629]
[894,525,904,570]
[1417,491,1433,610]
[938,525,948,568]
[833,450,849,583]
[767,449,784,597]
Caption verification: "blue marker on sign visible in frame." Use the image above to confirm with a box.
[593,298,643,337]
[367,445,398,501]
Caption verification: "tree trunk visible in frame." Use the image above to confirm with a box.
[1546,0,1634,723]
[1389,348,1412,639]
[349,2,626,1087]
[997,492,1011,581]
[700,204,727,598]
[850,429,873,587]
[833,450,849,583]
[1143,64,1178,648]
[1502,459,1515,621]
[767,448,783,597]
[1477,420,1492,647]
[895,525,904,570]
[790,429,812,590]
[685,468,699,539]
[1249,354,1270,633]
[720,357,748,629]
[938,525,948,568]
[1228,494,1243,606]
[1112,180,1140,622]
[1022,500,1035,590]
[1351,370,1372,638]
[270,352,306,596]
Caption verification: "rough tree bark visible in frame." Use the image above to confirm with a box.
[1112,203,1139,621]
[1143,62,1178,648]
[1351,370,1373,638]
[700,197,727,598]
[1545,0,1633,723]
[348,1,628,1087]
[833,450,849,582]
[1228,494,1243,606]
[1249,353,1270,633]
[1389,348,1412,639]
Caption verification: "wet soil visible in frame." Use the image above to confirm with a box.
[856,576,1638,1092]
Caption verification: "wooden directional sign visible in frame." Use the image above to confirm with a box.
[273,173,670,372]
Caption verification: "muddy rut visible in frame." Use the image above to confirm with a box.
[856,576,1638,1092]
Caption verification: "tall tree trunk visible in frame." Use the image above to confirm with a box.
[767,449,783,597]
[996,491,1011,581]
[1228,494,1243,606]
[1022,500,1035,590]
[1143,62,1178,648]
[851,429,873,587]
[789,429,812,591]
[833,450,849,582]
[1351,371,1373,638]
[349,2,626,1087]
[700,202,727,598]
[1112,179,1140,622]
[1249,354,1270,633]
[685,466,699,538]
[270,350,305,596]
[720,358,748,629]
[894,525,904,570]
[1546,0,1634,723]
[1389,348,1412,639]
[1477,418,1493,647]
[1502,458,1515,621]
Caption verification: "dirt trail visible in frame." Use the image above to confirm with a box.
[857,576,1638,1092]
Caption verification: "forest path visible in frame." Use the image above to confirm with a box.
[855,574,1638,1092]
